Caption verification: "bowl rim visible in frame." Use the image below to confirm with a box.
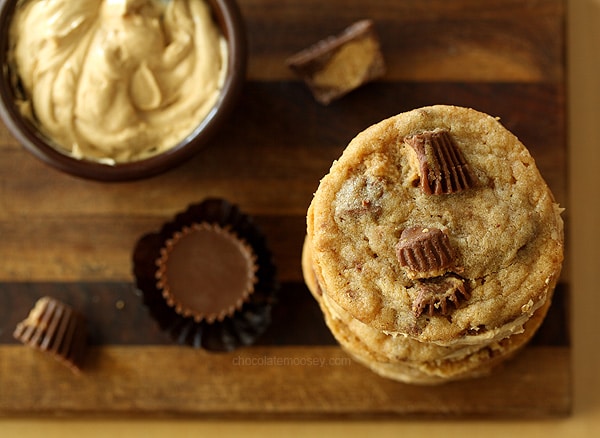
[0,0,247,182]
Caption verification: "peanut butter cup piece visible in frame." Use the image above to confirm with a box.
[396,227,457,279]
[411,276,470,317]
[134,198,278,351]
[13,297,87,373]
[405,129,474,195]
[286,19,386,105]
[156,223,258,324]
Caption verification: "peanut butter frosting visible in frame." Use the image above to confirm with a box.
[10,0,228,163]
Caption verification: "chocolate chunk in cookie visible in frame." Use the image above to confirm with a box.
[411,275,470,317]
[396,227,457,279]
[405,129,474,195]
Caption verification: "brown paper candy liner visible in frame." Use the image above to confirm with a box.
[13,296,87,373]
[132,198,278,351]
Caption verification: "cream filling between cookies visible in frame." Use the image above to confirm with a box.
[321,289,486,363]
[304,235,552,359]
[304,239,553,383]
[382,284,551,347]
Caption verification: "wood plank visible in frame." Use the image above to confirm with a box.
[0,215,307,282]
[0,282,569,347]
[0,82,566,282]
[0,345,571,418]
[0,83,566,216]
[239,0,565,82]
[0,0,568,419]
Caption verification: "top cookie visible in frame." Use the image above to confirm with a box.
[307,105,563,345]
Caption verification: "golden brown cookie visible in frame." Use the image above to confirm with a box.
[303,238,554,384]
[303,105,563,383]
[306,105,563,347]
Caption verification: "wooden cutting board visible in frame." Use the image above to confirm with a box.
[0,0,569,418]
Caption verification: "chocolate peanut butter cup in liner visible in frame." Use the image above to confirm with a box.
[133,198,278,351]
[156,222,258,323]
[13,296,87,373]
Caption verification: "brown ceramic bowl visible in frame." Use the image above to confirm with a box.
[0,0,246,181]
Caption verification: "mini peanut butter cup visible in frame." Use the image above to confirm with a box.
[405,129,474,195]
[13,296,87,373]
[396,227,457,279]
[156,223,258,324]
[133,198,278,351]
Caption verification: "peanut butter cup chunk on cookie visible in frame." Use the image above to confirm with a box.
[286,19,385,105]
[411,275,470,317]
[396,227,458,279]
[405,129,475,195]
[305,105,564,360]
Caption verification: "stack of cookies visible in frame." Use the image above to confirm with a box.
[302,105,564,384]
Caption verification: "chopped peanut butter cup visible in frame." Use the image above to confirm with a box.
[286,19,386,105]
[156,223,258,324]
[411,275,470,317]
[13,296,87,373]
[396,227,458,279]
[405,129,474,195]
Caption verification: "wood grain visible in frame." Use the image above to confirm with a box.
[0,345,571,419]
[0,83,566,282]
[242,0,565,82]
[0,282,569,347]
[0,0,569,418]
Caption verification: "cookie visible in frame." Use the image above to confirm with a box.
[303,105,564,383]
[306,105,563,347]
[303,238,554,384]
[348,298,552,385]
